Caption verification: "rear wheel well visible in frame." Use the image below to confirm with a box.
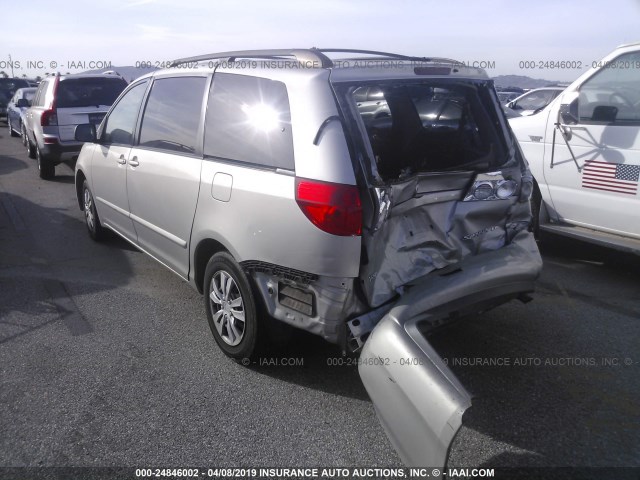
[194,239,228,294]
[76,170,87,210]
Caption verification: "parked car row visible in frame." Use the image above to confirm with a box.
[0,78,32,122]
[3,72,129,178]
[6,43,637,472]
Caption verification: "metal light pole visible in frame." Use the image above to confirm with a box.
[8,54,15,77]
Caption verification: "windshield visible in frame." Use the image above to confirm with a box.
[56,77,128,108]
[337,80,511,182]
[514,90,559,111]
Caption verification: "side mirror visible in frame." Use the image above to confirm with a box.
[16,98,30,108]
[75,123,97,143]
[558,91,579,125]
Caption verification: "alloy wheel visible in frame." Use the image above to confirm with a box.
[209,270,246,346]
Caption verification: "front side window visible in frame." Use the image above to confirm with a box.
[138,76,207,155]
[204,73,294,170]
[343,81,508,181]
[578,52,640,124]
[102,80,148,145]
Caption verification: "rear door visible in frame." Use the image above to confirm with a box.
[91,79,149,242]
[543,50,640,237]
[126,75,208,278]
[55,77,128,142]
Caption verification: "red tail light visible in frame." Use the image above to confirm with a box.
[41,109,58,126]
[42,75,60,127]
[295,178,362,236]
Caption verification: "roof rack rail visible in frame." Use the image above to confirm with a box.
[314,48,439,63]
[170,49,333,68]
[315,48,426,61]
[314,49,464,66]
[169,48,464,69]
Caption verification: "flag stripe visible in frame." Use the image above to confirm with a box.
[582,175,636,185]
[584,160,615,165]
[582,184,638,195]
[585,167,616,173]
[582,182,636,193]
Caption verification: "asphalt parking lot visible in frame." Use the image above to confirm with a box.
[0,128,638,471]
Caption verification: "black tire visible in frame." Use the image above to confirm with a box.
[8,119,19,137]
[204,252,262,361]
[82,180,105,241]
[21,124,28,146]
[36,144,55,179]
[26,135,36,159]
[530,184,542,240]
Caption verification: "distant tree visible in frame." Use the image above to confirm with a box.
[35,76,42,82]
[0,71,7,78]
[65,72,70,75]
[22,74,27,78]
[44,72,50,77]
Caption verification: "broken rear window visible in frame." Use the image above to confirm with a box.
[339,81,510,181]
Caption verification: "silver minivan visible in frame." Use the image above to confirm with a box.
[75,49,542,470]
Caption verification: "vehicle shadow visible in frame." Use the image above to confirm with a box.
[49,174,75,185]
[49,161,76,184]
[247,328,371,401]
[538,233,640,277]
[0,192,135,343]
[0,154,28,176]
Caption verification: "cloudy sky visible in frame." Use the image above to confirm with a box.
[3,0,640,81]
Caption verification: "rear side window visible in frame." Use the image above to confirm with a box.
[33,81,47,107]
[204,73,294,170]
[56,77,128,108]
[138,76,207,155]
[342,82,508,180]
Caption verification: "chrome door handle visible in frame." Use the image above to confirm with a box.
[117,155,126,165]
[128,156,139,167]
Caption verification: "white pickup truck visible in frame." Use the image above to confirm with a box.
[510,42,640,254]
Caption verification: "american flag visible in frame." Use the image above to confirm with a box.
[581,161,639,195]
